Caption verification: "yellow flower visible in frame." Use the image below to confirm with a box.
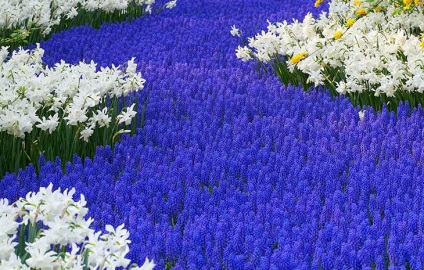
[356,8,367,16]
[346,18,355,27]
[333,31,343,39]
[353,0,362,6]
[290,52,308,65]
[404,4,411,9]
[374,5,381,12]
[404,0,412,5]
[421,34,424,48]
[314,0,324,7]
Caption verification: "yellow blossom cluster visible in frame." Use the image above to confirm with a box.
[290,52,308,65]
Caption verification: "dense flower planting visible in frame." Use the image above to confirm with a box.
[0,184,155,269]
[0,0,167,33]
[4,82,424,268]
[2,0,424,269]
[0,0,178,178]
[236,0,424,111]
[0,0,177,50]
[0,45,143,139]
[0,44,144,178]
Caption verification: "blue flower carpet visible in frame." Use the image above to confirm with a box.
[2,0,424,268]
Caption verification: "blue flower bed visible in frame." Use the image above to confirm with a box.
[3,0,424,268]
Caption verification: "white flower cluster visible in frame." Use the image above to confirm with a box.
[0,183,155,269]
[164,0,177,9]
[236,0,424,97]
[0,0,177,35]
[0,44,144,141]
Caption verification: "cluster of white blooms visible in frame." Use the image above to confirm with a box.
[0,184,155,269]
[164,0,177,9]
[0,44,144,141]
[0,0,177,35]
[236,0,424,97]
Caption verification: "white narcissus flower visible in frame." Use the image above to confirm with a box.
[0,213,19,241]
[132,258,156,270]
[66,7,78,19]
[0,237,18,261]
[89,107,112,128]
[64,105,89,126]
[358,110,366,121]
[42,216,76,246]
[235,46,252,62]
[0,102,40,139]
[25,242,59,269]
[165,0,177,9]
[0,253,30,269]
[0,199,19,250]
[80,125,94,142]
[36,113,60,133]
[336,81,347,95]
[126,57,138,76]
[306,68,324,87]
[60,243,85,269]
[117,104,137,125]
[85,230,114,269]
[230,25,240,37]
[102,224,131,256]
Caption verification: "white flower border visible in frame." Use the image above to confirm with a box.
[0,183,155,269]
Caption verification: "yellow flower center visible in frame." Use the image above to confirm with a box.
[314,0,325,7]
[290,52,308,65]
[356,8,367,16]
[353,0,362,6]
[333,31,343,40]
[374,5,381,12]
[346,18,355,27]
